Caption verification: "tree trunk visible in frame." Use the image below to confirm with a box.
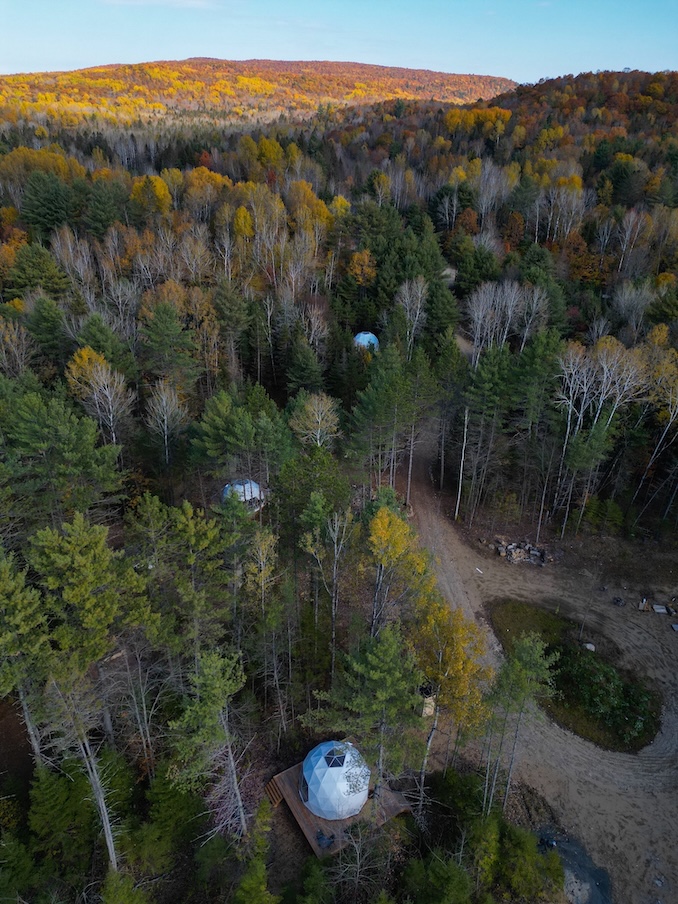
[417,702,439,819]
[455,407,469,521]
[439,413,447,492]
[219,709,248,837]
[502,706,524,812]
[406,421,416,507]
[17,683,43,765]
[78,732,118,871]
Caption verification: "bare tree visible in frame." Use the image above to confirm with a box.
[586,316,611,345]
[144,380,190,466]
[302,300,329,357]
[518,285,549,352]
[495,281,523,348]
[612,281,653,343]
[303,510,354,684]
[617,208,649,274]
[476,159,510,226]
[179,222,213,285]
[102,276,142,344]
[595,216,615,269]
[81,361,136,446]
[396,275,428,362]
[114,643,170,780]
[467,280,526,363]
[214,221,234,282]
[42,676,120,871]
[51,225,99,312]
[327,823,388,901]
[435,188,459,231]
[0,318,36,377]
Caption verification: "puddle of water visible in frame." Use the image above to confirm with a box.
[540,828,613,904]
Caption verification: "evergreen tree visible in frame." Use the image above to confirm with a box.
[139,302,201,389]
[0,554,49,762]
[171,649,248,837]
[24,295,67,365]
[309,623,422,811]
[27,512,150,674]
[287,334,324,396]
[77,313,137,379]
[351,345,412,489]
[21,171,74,242]
[82,178,127,239]
[1,392,122,537]
[6,243,70,301]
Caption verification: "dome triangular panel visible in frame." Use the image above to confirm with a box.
[299,740,370,820]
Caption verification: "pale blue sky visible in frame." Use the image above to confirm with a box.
[1,0,676,83]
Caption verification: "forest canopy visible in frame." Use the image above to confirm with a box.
[0,64,676,902]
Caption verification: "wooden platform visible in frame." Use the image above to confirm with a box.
[267,762,410,858]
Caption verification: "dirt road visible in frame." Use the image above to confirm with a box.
[410,439,678,904]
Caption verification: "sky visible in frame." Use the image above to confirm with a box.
[1,0,676,84]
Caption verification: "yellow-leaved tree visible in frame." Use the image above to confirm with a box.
[130,174,172,222]
[412,595,491,817]
[66,346,108,399]
[368,506,434,637]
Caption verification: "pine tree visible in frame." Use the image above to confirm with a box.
[0,554,49,762]
[171,650,248,837]
[6,244,70,301]
[309,623,422,812]
[21,171,74,242]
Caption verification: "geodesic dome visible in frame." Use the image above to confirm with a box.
[354,331,379,352]
[299,741,370,820]
[222,479,264,511]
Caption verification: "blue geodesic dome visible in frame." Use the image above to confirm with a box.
[299,741,370,820]
[354,331,379,352]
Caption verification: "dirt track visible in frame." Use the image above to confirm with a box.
[411,439,678,904]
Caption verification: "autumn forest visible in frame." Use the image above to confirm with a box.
[0,60,677,903]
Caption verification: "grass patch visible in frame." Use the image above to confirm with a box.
[488,600,661,752]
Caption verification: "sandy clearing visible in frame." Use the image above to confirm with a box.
[410,434,678,904]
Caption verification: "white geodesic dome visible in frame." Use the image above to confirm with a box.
[222,479,264,511]
[299,741,370,820]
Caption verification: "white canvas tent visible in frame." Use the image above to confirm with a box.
[299,740,370,820]
[222,479,265,512]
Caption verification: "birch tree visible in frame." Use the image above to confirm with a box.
[302,509,355,684]
[79,361,136,447]
[395,275,428,362]
[144,380,191,466]
[41,674,121,871]
[289,391,341,449]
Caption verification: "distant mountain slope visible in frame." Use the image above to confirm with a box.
[0,58,516,128]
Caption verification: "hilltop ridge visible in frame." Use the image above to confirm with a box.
[0,57,516,128]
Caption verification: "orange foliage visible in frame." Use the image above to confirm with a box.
[0,60,515,131]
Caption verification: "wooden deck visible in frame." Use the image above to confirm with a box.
[266,762,410,858]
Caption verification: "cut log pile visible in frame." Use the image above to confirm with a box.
[481,537,550,565]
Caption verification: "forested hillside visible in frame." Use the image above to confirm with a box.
[0,67,676,902]
[0,58,515,130]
